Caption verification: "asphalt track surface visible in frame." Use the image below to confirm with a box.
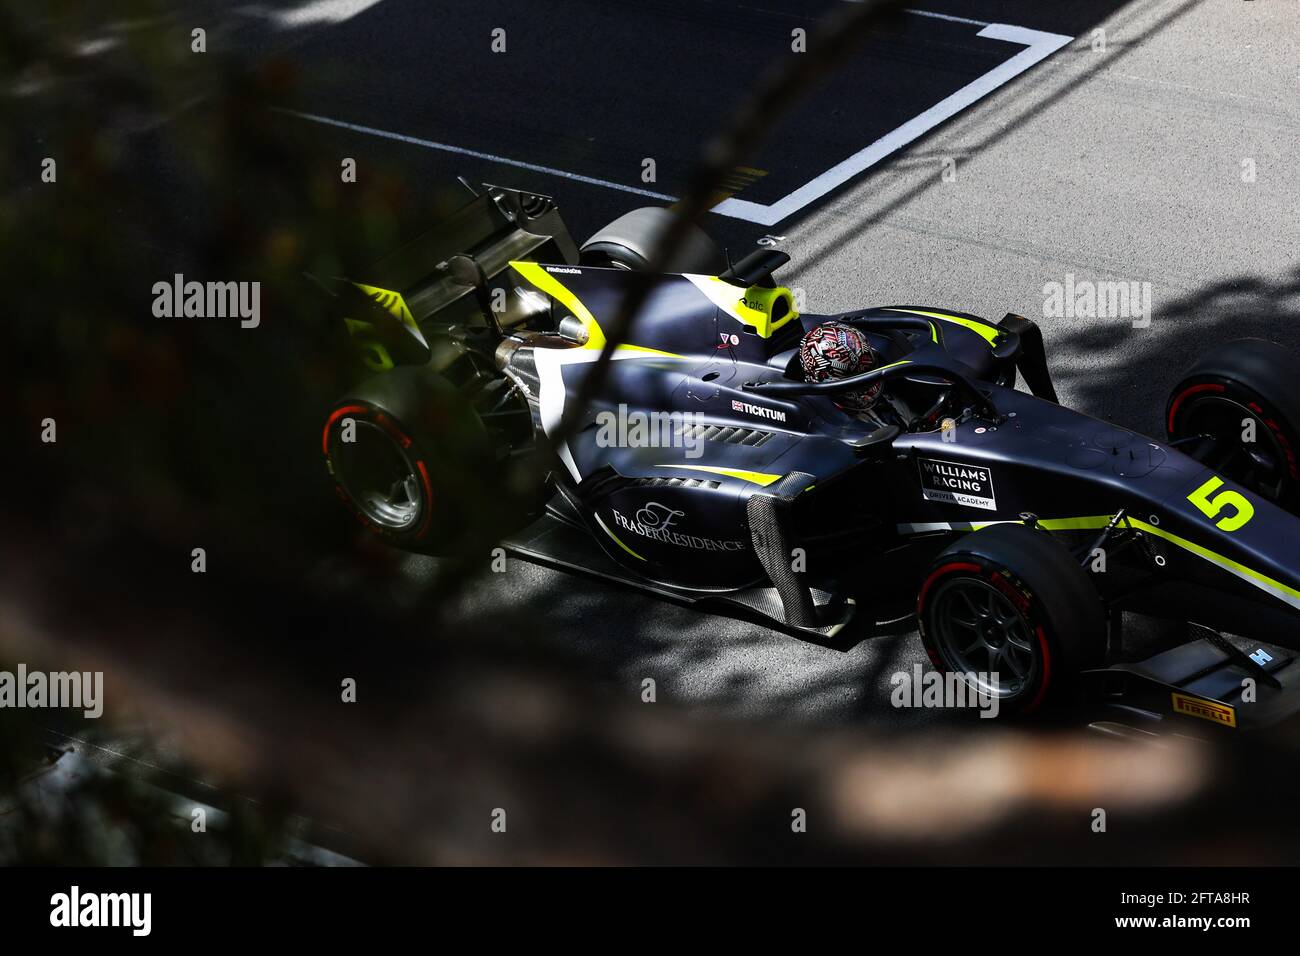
[72,0,1300,726]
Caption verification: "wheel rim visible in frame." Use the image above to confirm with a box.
[1180,394,1290,502]
[929,577,1038,700]
[332,419,424,531]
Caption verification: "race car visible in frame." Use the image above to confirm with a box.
[316,183,1300,725]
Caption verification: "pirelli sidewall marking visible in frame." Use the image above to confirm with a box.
[917,456,997,512]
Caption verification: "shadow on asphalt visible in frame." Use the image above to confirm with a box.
[791,0,1205,271]
[1054,265,1300,435]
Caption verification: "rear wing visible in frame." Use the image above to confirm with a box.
[313,183,580,371]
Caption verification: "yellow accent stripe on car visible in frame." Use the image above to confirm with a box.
[685,276,801,339]
[899,516,1114,534]
[686,275,769,327]
[511,261,607,350]
[1128,517,1300,607]
[885,308,1000,344]
[352,283,419,330]
[961,517,1112,531]
[874,359,913,374]
[1035,515,1112,532]
[959,514,1300,610]
[740,285,800,338]
[657,465,784,486]
[593,512,645,560]
[509,261,681,357]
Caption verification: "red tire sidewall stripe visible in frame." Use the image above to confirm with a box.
[322,404,369,456]
[323,402,434,540]
[916,561,981,667]
[917,559,1054,710]
[917,561,980,610]
[1246,400,1300,480]
[414,460,434,536]
[1166,382,1224,435]
[1170,380,1300,482]
[1024,625,1052,714]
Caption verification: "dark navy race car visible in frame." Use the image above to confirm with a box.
[317,184,1300,728]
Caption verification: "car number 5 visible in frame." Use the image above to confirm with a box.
[1187,476,1255,532]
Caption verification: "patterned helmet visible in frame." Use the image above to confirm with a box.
[798,322,881,413]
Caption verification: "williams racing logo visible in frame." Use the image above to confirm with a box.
[611,502,745,552]
[731,399,787,423]
[917,457,997,511]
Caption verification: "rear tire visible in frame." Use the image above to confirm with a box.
[1166,338,1300,510]
[579,207,724,273]
[917,524,1105,717]
[323,362,533,555]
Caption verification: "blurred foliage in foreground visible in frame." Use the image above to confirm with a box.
[0,677,301,865]
[0,0,515,864]
[5,0,1300,867]
[1,0,529,571]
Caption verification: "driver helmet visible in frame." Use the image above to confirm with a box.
[798,321,882,414]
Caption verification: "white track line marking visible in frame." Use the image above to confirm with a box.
[239,0,387,28]
[279,15,1070,225]
[276,109,678,202]
[711,22,1073,225]
[903,7,991,28]
[843,3,990,27]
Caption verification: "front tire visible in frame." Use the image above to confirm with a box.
[917,524,1105,717]
[1166,338,1300,510]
